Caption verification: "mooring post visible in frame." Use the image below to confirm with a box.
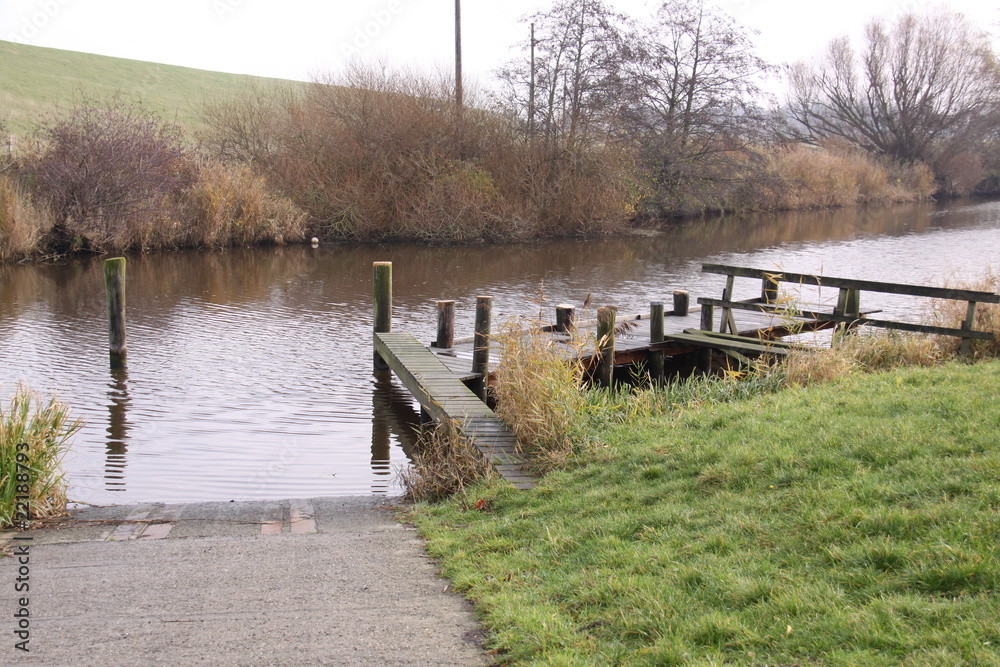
[596,306,616,388]
[471,296,492,400]
[960,300,978,359]
[104,258,127,369]
[762,275,779,303]
[649,301,665,382]
[555,304,576,333]
[373,261,392,370]
[697,303,714,374]
[436,300,456,348]
[672,290,689,316]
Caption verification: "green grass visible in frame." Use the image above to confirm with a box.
[409,361,1000,664]
[0,40,306,135]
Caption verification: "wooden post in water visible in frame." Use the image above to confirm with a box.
[373,261,392,370]
[555,304,576,333]
[436,300,456,348]
[596,306,616,387]
[103,257,127,369]
[672,290,689,316]
[471,296,492,400]
[649,302,664,382]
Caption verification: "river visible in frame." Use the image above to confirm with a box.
[2,199,998,504]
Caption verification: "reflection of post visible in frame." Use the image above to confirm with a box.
[105,366,130,491]
[371,372,423,491]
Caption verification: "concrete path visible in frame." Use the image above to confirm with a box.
[1,496,493,666]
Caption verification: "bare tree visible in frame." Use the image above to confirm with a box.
[786,10,1000,193]
[617,0,770,212]
[498,0,627,144]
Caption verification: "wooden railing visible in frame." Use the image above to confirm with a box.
[699,264,1000,357]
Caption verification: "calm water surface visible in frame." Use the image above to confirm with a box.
[2,200,998,504]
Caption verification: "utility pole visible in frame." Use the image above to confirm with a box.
[455,0,463,110]
[528,22,535,137]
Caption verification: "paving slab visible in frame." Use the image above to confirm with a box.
[1,496,492,666]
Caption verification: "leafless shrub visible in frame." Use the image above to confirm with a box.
[20,95,188,250]
[398,420,498,502]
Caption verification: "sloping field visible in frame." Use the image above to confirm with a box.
[0,40,306,135]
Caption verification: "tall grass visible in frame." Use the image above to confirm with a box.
[0,173,53,261]
[492,319,588,473]
[0,386,81,528]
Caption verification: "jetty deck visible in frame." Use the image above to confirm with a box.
[373,261,999,490]
[374,330,537,490]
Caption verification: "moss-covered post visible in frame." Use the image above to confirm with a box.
[104,257,127,369]
[373,261,392,371]
[649,301,664,382]
[596,306,616,388]
[471,296,492,400]
[436,300,456,348]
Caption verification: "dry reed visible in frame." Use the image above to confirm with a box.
[928,269,1000,359]
[0,174,52,261]
[492,319,587,472]
[398,419,498,503]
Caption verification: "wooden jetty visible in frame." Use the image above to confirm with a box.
[374,262,998,489]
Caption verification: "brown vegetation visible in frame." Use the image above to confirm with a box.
[201,66,637,242]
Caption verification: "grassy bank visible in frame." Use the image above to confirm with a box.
[408,361,1000,664]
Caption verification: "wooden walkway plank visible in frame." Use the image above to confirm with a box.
[374,331,536,489]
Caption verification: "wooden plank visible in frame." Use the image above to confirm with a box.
[665,332,793,357]
[702,264,1000,303]
[697,298,996,340]
[374,330,537,489]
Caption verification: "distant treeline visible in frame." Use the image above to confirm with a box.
[1,1,998,260]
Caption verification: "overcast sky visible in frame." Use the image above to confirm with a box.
[2,0,998,88]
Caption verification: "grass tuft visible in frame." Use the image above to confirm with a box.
[398,419,498,503]
[0,385,81,529]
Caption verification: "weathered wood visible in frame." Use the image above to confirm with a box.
[555,304,576,332]
[649,302,665,381]
[703,264,1000,303]
[435,300,456,349]
[596,306,615,387]
[761,274,779,303]
[960,300,978,358]
[672,290,689,316]
[471,296,492,400]
[697,297,996,340]
[373,330,536,489]
[666,330,797,358]
[698,303,715,373]
[720,275,737,334]
[104,258,127,369]
[373,261,392,370]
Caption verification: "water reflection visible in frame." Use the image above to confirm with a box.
[105,366,130,492]
[370,372,421,493]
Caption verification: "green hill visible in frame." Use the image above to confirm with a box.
[0,40,307,136]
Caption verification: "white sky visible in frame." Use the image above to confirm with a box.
[1,0,998,88]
